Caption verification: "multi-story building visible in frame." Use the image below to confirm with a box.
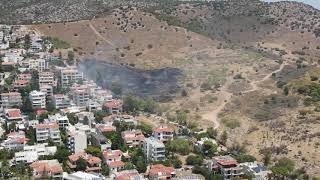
[1,131,29,151]
[143,137,166,162]
[208,155,244,180]
[28,58,49,72]
[111,170,145,180]
[75,111,94,127]
[13,79,28,89]
[67,125,87,153]
[91,132,112,151]
[52,94,70,109]
[14,143,57,164]
[103,149,125,172]
[0,92,22,108]
[60,67,83,87]
[30,160,63,179]
[35,123,61,144]
[121,130,145,148]
[86,100,102,112]
[39,71,55,87]
[4,108,23,126]
[48,113,69,129]
[73,89,89,107]
[103,99,123,114]
[17,73,32,81]
[240,162,271,180]
[152,125,174,143]
[29,90,46,109]
[67,153,102,173]
[40,85,53,97]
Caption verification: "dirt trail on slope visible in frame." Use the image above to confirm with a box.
[202,61,287,129]
[88,20,116,47]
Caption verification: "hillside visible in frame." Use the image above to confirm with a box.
[19,0,320,176]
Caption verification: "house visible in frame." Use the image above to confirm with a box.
[143,137,166,162]
[67,125,87,153]
[28,58,49,72]
[17,73,32,81]
[103,99,123,114]
[35,122,61,144]
[52,94,71,109]
[111,169,145,180]
[1,131,29,151]
[67,152,102,173]
[91,132,112,151]
[152,125,174,143]
[29,90,46,109]
[30,159,63,179]
[0,92,22,109]
[48,113,69,129]
[208,155,244,180]
[92,89,113,104]
[121,130,145,148]
[103,149,125,172]
[148,164,176,180]
[4,108,23,126]
[86,100,102,112]
[121,115,138,125]
[95,124,116,133]
[14,143,57,164]
[240,162,271,180]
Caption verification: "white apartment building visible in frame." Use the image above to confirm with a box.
[52,94,71,109]
[48,113,69,129]
[0,92,22,108]
[29,90,46,109]
[86,100,102,112]
[73,89,89,107]
[75,111,94,127]
[14,143,57,164]
[143,137,166,162]
[39,71,55,87]
[40,85,53,97]
[35,123,61,144]
[152,126,174,143]
[60,67,83,87]
[28,59,49,72]
[67,125,87,153]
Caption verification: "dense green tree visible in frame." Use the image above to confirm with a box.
[26,127,36,145]
[54,146,70,163]
[101,165,110,176]
[67,51,75,65]
[166,139,190,155]
[186,155,203,166]
[202,140,218,157]
[207,127,218,139]
[220,130,228,145]
[234,154,256,163]
[75,158,87,171]
[85,146,102,157]
[271,157,295,178]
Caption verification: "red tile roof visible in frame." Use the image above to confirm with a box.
[104,99,122,109]
[103,149,123,160]
[35,123,59,129]
[149,164,175,177]
[108,161,125,168]
[6,109,22,118]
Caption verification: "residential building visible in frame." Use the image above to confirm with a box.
[40,85,53,97]
[17,73,32,81]
[63,171,105,180]
[111,169,145,180]
[14,143,57,164]
[121,130,145,148]
[48,113,69,129]
[75,111,94,127]
[143,137,166,162]
[30,160,63,179]
[103,149,125,172]
[1,131,29,150]
[121,115,138,125]
[13,79,28,89]
[153,125,174,143]
[35,122,61,143]
[67,125,87,153]
[60,67,83,87]
[86,100,102,112]
[92,89,113,104]
[208,155,244,180]
[148,164,176,180]
[95,124,116,133]
[39,71,55,87]
[0,92,22,108]
[52,94,71,109]
[4,108,23,126]
[240,162,271,180]
[73,89,89,107]
[28,58,49,72]
[195,137,218,152]
[91,132,112,151]
[67,152,102,173]
[29,90,46,109]
[103,99,123,114]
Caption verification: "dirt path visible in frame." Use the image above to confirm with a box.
[202,61,287,129]
[88,20,116,47]
[242,62,286,94]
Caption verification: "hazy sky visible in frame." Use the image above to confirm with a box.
[263,0,320,9]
